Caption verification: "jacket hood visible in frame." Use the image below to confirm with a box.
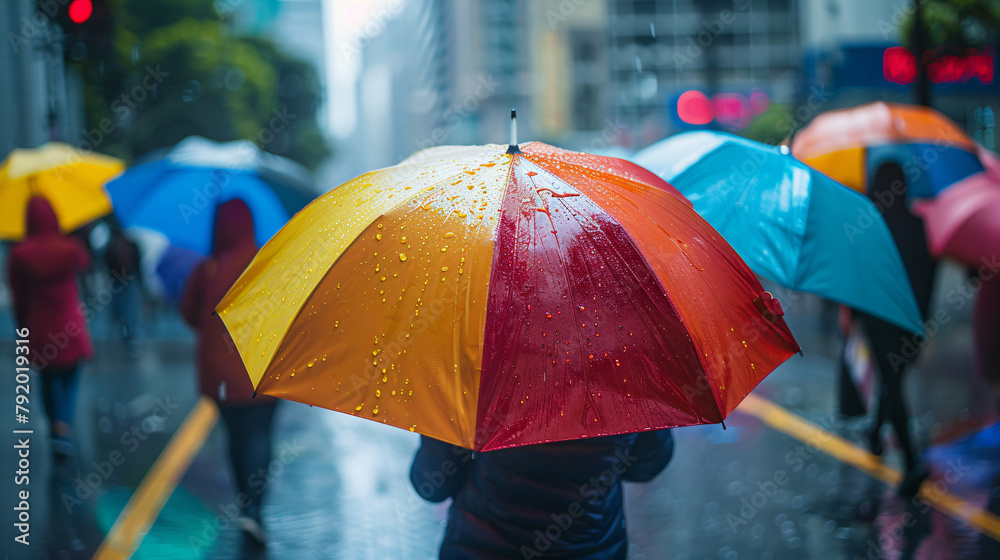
[26,196,60,236]
[213,199,256,254]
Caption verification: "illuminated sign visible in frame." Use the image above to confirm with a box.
[884,46,994,85]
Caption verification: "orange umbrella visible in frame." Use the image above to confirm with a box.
[792,102,983,197]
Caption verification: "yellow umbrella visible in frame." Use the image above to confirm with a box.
[0,142,123,240]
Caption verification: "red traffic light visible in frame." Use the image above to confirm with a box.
[68,0,93,24]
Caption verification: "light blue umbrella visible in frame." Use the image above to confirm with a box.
[632,131,925,335]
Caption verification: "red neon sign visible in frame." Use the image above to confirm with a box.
[884,46,994,85]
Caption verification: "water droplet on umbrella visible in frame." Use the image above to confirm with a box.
[376,233,382,240]
[444,232,455,238]
[376,389,381,397]
[400,236,407,243]
[355,403,364,411]
[399,253,407,261]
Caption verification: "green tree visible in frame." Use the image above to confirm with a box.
[74,0,330,170]
[902,0,1000,51]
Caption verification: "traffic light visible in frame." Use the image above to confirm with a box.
[68,0,93,24]
[47,0,113,61]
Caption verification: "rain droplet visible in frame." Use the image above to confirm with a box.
[355,403,364,411]
[444,232,455,238]
[400,236,407,243]
[376,233,382,240]
[441,266,449,272]
[376,389,381,397]
[377,223,384,229]
[399,253,407,261]
[307,360,315,367]
[440,247,448,252]
[372,407,379,415]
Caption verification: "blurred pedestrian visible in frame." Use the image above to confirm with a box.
[8,197,93,459]
[180,199,275,547]
[104,223,143,343]
[856,163,937,495]
[411,430,673,559]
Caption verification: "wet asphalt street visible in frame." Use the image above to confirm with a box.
[1,263,999,560]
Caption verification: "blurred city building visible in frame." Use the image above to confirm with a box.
[0,0,84,155]
[324,0,995,182]
[607,0,799,144]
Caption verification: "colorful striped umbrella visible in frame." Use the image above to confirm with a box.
[216,139,800,451]
[792,102,984,198]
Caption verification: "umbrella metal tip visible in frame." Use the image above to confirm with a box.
[511,109,516,119]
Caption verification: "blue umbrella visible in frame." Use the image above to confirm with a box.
[106,159,289,255]
[632,131,925,335]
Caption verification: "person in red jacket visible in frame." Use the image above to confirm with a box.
[180,199,276,547]
[8,197,93,458]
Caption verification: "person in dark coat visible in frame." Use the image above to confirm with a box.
[180,199,276,546]
[411,429,673,559]
[8,197,93,457]
[857,162,937,495]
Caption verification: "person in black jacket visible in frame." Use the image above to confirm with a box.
[857,162,937,496]
[410,429,673,559]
